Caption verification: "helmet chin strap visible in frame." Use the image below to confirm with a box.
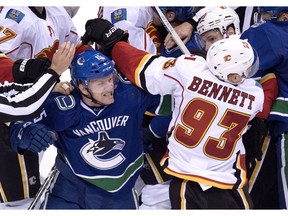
[82,89,107,108]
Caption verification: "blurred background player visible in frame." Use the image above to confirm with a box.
[241,6,288,209]
[152,6,205,57]
[196,6,241,51]
[162,6,215,50]
[98,6,161,55]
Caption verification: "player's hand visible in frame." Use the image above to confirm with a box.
[81,18,129,55]
[164,22,193,49]
[243,117,267,170]
[12,58,51,84]
[50,41,75,76]
[10,122,54,153]
[53,81,74,95]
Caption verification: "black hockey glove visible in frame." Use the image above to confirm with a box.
[81,18,129,56]
[243,117,267,175]
[12,57,51,84]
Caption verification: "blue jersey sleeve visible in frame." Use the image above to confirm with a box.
[149,115,172,138]
[241,21,283,77]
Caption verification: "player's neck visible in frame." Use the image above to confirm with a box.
[35,7,44,14]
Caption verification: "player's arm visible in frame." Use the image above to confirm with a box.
[242,73,278,168]
[255,73,278,119]
[163,6,216,49]
[164,20,194,50]
[0,52,14,82]
[81,18,181,96]
[0,42,75,122]
[75,42,94,55]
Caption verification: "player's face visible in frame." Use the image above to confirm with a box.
[277,11,288,21]
[201,29,223,51]
[261,12,272,20]
[226,26,236,36]
[88,74,115,106]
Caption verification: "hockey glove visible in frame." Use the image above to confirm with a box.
[243,117,267,173]
[10,121,54,153]
[81,18,129,55]
[12,57,51,84]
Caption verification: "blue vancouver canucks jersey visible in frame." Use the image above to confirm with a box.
[34,77,161,193]
[241,20,288,132]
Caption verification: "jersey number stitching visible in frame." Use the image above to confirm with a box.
[174,98,250,160]
[0,26,17,44]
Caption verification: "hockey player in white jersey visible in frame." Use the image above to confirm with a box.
[0,7,85,60]
[82,18,264,209]
[98,6,162,55]
[196,6,279,186]
[197,6,241,51]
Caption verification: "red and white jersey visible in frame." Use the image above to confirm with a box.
[99,6,162,54]
[0,6,80,61]
[112,42,265,189]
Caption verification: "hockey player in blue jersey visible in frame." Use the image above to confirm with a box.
[240,7,288,209]
[153,7,205,57]
[9,49,164,209]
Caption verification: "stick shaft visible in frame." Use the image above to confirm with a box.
[155,6,191,55]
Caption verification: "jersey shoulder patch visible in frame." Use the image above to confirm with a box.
[110,8,127,24]
[54,95,76,111]
[5,9,25,23]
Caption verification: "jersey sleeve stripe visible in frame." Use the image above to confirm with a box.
[0,69,59,122]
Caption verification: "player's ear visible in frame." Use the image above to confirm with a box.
[79,84,89,96]
[167,11,176,22]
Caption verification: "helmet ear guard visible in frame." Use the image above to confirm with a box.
[206,38,259,85]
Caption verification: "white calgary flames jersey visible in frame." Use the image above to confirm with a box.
[150,55,264,189]
[99,6,158,54]
[113,42,265,189]
[0,6,80,60]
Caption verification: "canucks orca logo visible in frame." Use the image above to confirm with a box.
[80,131,126,170]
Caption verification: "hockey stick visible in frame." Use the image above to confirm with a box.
[154,6,191,55]
[28,131,59,210]
[28,164,58,210]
